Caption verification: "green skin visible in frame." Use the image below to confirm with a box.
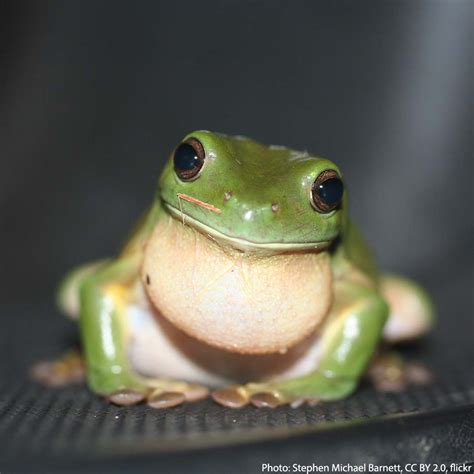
[59,131,433,404]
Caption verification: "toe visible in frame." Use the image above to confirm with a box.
[250,392,282,408]
[183,384,210,402]
[147,391,186,409]
[405,363,434,385]
[30,361,55,385]
[289,398,307,408]
[212,386,249,408]
[107,389,146,406]
[367,353,407,392]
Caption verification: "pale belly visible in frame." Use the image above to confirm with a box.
[127,302,324,387]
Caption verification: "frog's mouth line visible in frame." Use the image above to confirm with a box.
[163,201,331,253]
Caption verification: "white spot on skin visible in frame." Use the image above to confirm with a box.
[301,175,315,190]
[244,210,253,221]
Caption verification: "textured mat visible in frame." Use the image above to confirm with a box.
[1,374,473,457]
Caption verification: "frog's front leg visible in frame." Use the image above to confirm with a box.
[212,280,388,408]
[80,256,208,407]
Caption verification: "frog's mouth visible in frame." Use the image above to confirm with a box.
[163,200,331,254]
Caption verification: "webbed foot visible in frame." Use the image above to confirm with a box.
[212,373,357,408]
[105,380,209,408]
[31,350,86,387]
[366,352,434,392]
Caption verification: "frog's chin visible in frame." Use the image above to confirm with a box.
[163,202,331,254]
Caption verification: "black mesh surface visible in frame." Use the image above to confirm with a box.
[1,374,473,457]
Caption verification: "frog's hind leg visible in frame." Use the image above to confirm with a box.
[363,275,434,392]
[380,274,434,343]
[56,259,110,319]
[31,260,110,387]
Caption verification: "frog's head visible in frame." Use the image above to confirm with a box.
[146,131,346,354]
[159,131,346,253]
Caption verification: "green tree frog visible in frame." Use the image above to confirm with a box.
[53,131,434,408]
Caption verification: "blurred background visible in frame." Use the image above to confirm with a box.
[1,0,472,303]
[0,1,472,470]
[0,1,471,370]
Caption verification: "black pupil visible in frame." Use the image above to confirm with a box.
[317,177,343,207]
[174,143,200,172]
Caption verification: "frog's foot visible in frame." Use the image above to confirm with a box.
[212,373,357,409]
[366,352,434,392]
[366,352,407,391]
[106,380,209,408]
[31,350,86,387]
[146,380,210,408]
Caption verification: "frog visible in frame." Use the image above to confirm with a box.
[45,131,434,408]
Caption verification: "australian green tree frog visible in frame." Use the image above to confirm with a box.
[55,131,434,408]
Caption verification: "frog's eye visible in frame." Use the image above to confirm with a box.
[311,170,344,213]
[173,138,205,181]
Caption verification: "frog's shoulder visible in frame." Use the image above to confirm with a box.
[333,220,379,282]
[120,202,164,256]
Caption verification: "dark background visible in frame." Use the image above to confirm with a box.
[1,0,471,305]
[0,1,472,471]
